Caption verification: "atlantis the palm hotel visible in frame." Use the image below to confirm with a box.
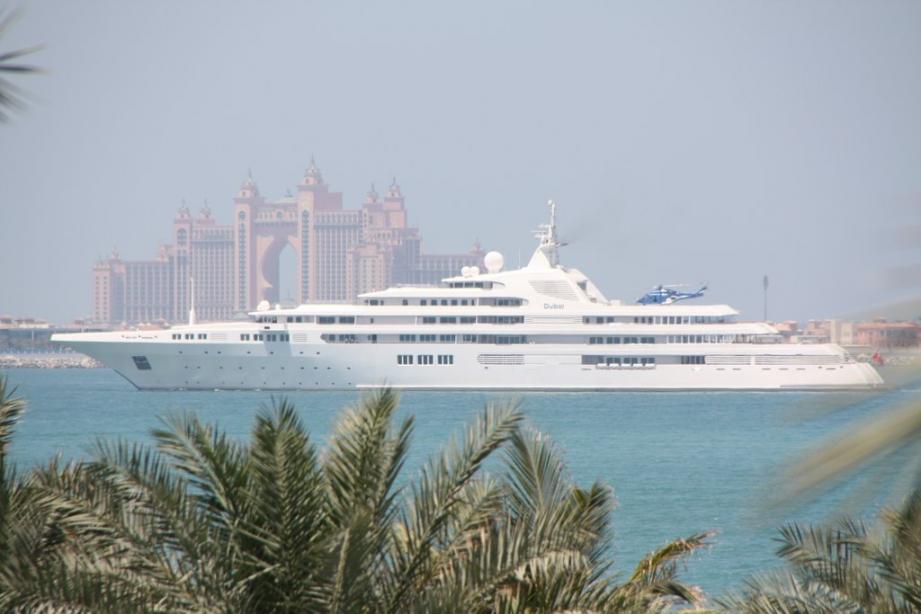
[92,161,484,326]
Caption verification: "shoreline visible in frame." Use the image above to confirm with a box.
[0,352,102,369]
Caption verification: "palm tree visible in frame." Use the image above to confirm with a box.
[0,9,42,121]
[4,387,710,612]
[0,376,84,611]
[719,489,921,613]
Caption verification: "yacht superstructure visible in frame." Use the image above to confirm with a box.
[53,203,883,391]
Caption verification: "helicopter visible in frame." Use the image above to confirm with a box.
[636,283,708,305]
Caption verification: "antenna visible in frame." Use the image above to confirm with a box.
[535,200,562,266]
[762,274,769,322]
[189,276,197,326]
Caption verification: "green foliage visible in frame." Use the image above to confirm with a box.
[0,9,42,122]
[720,490,921,613]
[0,376,710,612]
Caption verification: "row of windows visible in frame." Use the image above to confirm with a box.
[582,356,656,366]
[367,293,519,307]
[588,336,655,345]
[584,316,730,325]
[396,354,455,365]
[264,314,730,327]
[239,333,290,342]
[319,334,740,345]
[446,281,494,289]
[171,333,208,340]
[680,355,706,364]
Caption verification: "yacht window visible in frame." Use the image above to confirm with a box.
[131,356,152,370]
[397,354,413,365]
[318,316,335,324]
[402,299,408,306]
[440,317,457,324]
[338,317,355,324]
[437,355,454,365]
[418,354,434,365]
[461,299,468,306]
[439,334,456,342]
[420,300,427,306]
[460,316,476,324]
[451,299,458,306]
[441,300,448,306]
[420,334,436,342]
[399,334,417,343]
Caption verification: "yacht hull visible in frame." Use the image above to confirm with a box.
[58,337,884,392]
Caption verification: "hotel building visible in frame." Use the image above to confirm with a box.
[93,161,483,325]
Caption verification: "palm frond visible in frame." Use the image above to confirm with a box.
[781,401,921,502]
[384,400,522,613]
[0,8,42,121]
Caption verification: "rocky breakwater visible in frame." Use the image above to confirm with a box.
[0,353,102,369]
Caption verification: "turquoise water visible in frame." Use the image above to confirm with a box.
[1,368,913,599]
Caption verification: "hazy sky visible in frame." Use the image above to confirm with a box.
[2,1,920,323]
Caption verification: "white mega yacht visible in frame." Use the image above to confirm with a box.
[53,204,883,391]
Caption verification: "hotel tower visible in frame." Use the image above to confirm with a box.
[93,161,483,325]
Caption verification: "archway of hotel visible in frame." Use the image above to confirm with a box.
[257,234,300,306]
[276,242,298,306]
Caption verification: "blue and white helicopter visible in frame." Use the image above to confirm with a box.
[636,283,708,305]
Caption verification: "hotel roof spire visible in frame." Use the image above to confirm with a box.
[302,156,323,186]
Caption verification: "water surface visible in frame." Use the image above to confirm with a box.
[3,368,909,598]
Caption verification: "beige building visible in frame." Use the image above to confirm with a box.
[93,161,483,325]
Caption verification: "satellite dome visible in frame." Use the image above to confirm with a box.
[461,266,473,277]
[256,300,271,312]
[470,265,480,276]
[484,251,504,273]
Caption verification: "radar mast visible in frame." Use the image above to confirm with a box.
[533,200,563,267]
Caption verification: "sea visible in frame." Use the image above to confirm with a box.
[3,367,916,600]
